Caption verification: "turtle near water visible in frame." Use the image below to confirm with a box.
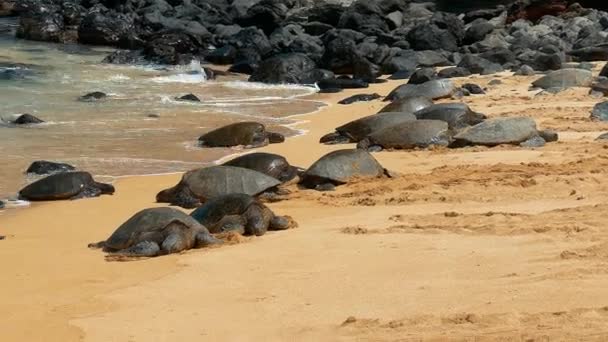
[198,122,285,148]
[299,149,389,191]
[222,152,301,182]
[320,112,417,144]
[190,193,295,236]
[19,171,114,201]
[156,166,282,208]
[89,207,220,259]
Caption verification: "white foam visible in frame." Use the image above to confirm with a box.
[222,81,318,94]
[108,74,130,82]
[151,73,206,84]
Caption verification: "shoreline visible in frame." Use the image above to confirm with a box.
[4,74,608,340]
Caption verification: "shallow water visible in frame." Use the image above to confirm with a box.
[0,18,324,199]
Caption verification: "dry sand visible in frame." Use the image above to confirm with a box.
[3,69,608,341]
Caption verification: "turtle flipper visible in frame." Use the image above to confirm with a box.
[71,186,101,200]
[269,215,294,231]
[195,232,223,247]
[214,215,246,234]
[105,241,161,261]
[88,240,106,249]
[172,187,201,209]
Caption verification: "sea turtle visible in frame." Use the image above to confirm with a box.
[19,171,115,201]
[26,160,76,175]
[79,91,107,102]
[156,166,282,208]
[413,103,486,130]
[190,193,294,236]
[357,120,452,152]
[384,79,456,102]
[453,117,540,147]
[378,96,433,114]
[222,152,301,182]
[531,68,593,90]
[320,112,417,144]
[198,122,284,148]
[299,149,388,191]
[89,207,221,259]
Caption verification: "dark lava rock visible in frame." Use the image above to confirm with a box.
[79,91,107,102]
[438,67,472,79]
[600,64,608,78]
[13,113,43,124]
[176,94,200,102]
[26,160,75,175]
[249,53,316,84]
[514,65,535,76]
[408,68,437,85]
[569,44,608,62]
[464,20,495,45]
[317,78,368,90]
[388,70,413,80]
[318,88,343,93]
[462,83,485,94]
[592,79,608,96]
[78,11,132,46]
[591,101,608,121]
[338,93,381,105]
[457,54,503,75]
[205,45,237,65]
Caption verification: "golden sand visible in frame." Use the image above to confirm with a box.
[3,71,608,341]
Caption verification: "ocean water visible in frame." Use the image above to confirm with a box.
[0,18,324,200]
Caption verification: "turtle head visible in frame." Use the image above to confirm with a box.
[267,132,285,144]
[156,184,201,209]
[95,182,115,195]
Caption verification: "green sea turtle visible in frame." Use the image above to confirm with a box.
[320,112,417,144]
[453,117,540,147]
[222,152,301,182]
[531,68,593,90]
[384,79,456,102]
[357,120,452,151]
[299,149,389,191]
[89,207,220,259]
[377,96,433,114]
[156,166,282,208]
[19,171,115,201]
[413,103,486,130]
[198,122,284,148]
[190,193,294,236]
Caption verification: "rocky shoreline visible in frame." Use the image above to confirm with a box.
[1,0,608,88]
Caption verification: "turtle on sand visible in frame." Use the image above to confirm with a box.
[26,160,75,175]
[299,149,389,191]
[357,120,452,152]
[89,207,220,259]
[453,117,541,147]
[413,103,486,130]
[384,79,456,102]
[156,166,282,208]
[19,171,114,201]
[377,96,433,114]
[190,193,295,236]
[222,152,301,182]
[198,122,284,148]
[320,112,417,144]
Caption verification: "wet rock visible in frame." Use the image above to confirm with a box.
[317,78,368,90]
[176,94,200,102]
[79,92,107,102]
[338,93,381,105]
[591,101,608,121]
[437,67,472,79]
[569,45,608,62]
[388,70,413,80]
[205,45,237,65]
[408,68,437,85]
[13,113,44,125]
[464,20,495,45]
[531,68,593,90]
[600,63,608,78]
[78,11,132,46]
[454,117,538,147]
[591,79,608,96]
[26,161,75,175]
[462,83,485,94]
[102,50,144,64]
[249,53,316,84]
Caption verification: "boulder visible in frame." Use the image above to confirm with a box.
[249,53,316,84]
[408,68,437,85]
[205,45,237,65]
[591,101,608,121]
[457,54,503,75]
[13,113,44,125]
[78,11,132,46]
[437,67,472,78]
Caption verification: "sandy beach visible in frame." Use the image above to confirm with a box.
[3,70,608,341]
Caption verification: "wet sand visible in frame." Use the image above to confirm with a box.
[3,70,608,341]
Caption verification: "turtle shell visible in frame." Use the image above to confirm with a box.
[179,166,281,199]
[413,103,486,130]
[336,112,417,142]
[19,171,94,200]
[223,152,297,182]
[198,122,266,147]
[190,193,256,229]
[302,149,385,184]
[366,120,451,149]
[104,207,203,251]
[378,96,433,114]
[385,79,455,102]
